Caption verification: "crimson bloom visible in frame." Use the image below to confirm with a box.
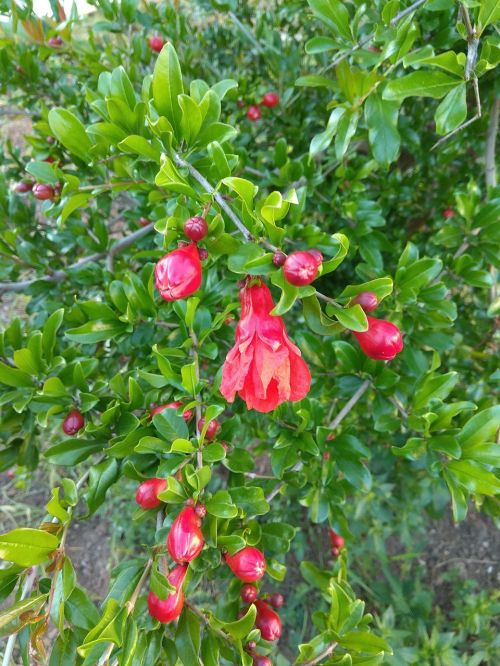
[154,243,202,301]
[220,279,311,412]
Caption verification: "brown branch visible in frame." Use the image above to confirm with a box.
[0,222,155,293]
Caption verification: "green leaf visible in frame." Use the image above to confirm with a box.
[302,295,342,335]
[46,487,70,523]
[228,486,270,516]
[0,361,34,387]
[310,108,345,157]
[458,406,500,448]
[335,109,359,159]
[383,71,462,101]
[155,156,196,196]
[45,439,103,466]
[435,83,467,135]
[206,490,238,518]
[295,74,337,90]
[478,0,500,34]
[340,631,392,654]
[447,460,500,496]
[0,594,48,632]
[117,135,161,161]
[25,160,59,185]
[365,94,400,167]
[179,95,203,144]
[305,36,338,53]
[66,320,127,344]
[152,43,184,137]
[48,108,92,161]
[59,193,92,225]
[175,608,200,665]
[413,372,459,410]
[85,458,120,514]
[340,278,393,303]
[153,409,189,441]
[79,599,127,654]
[0,529,59,566]
[307,0,352,41]
[328,304,368,332]
[217,604,257,639]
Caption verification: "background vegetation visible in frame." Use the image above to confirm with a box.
[0,0,499,664]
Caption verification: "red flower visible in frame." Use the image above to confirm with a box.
[147,564,187,623]
[353,316,403,361]
[220,280,311,412]
[154,243,202,301]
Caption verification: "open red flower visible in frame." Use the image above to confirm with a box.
[220,279,311,412]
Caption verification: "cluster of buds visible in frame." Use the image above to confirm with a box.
[240,581,284,664]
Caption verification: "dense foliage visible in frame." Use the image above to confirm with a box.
[0,0,499,664]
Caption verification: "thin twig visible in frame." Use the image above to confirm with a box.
[301,642,338,666]
[485,96,499,189]
[0,222,155,293]
[328,379,371,430]
[320,0,426,74]
[174,154,253,240]
[431,4,481,150]
[485,96,499,304]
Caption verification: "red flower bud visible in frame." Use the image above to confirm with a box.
[147,564,187,623]
[33,183,55,201]
[47,36,63,47]
[197,247,209,260]
[308,249,323,266]
[184,216,208,241]
[261,92,279,108]
[198,417,220,441]
[138,217,150,227]
[247,105,262,121]
[328,528,345,550]
[353,316,403,361]
[167,506,204,563]
[150,402,193,422]
[253,657,272,666]
[268,592,284,609]
[351,291,378,313]
[149,36,164,52]
[15,181,33,193]
[155,243,202,301]
[283,251,318,286]
[225,546,266,582]
[135,478,167,509]
[272,251,287,267]
[62,410,84,435]
[255,600,282,641]
[245,640,257,652]
[443,207,454,219]
[240,583,258,603]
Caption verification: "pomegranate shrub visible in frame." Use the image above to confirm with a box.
[0,1,499,664]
